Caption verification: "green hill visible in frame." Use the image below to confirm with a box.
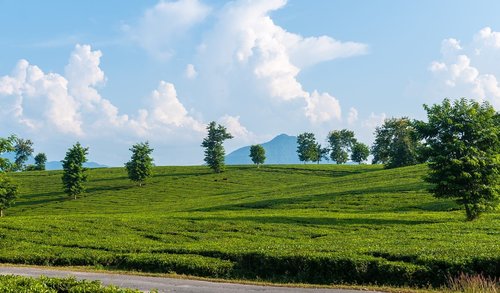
[2,164,499,287]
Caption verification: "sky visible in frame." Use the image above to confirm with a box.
[1,0,500,166]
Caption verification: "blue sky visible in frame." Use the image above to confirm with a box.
[1,0,500,166]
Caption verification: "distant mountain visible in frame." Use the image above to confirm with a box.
[226,134,302,165]
[0,152,107,170]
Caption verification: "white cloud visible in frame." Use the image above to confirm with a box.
[347,107,358,125]
[126,0,211,59]
[185,63,198,79]
[218,114,252,139]
[304,91,342,123]
[363,112,387,129]
[429,27,500,109]
[193,0,367,123]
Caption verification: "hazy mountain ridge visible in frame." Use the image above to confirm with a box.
[0,152,107,170]
[226,134,302,165]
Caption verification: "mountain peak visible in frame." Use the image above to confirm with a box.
[226,134,300,165]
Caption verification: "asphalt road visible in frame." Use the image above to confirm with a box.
[0,266,381,293]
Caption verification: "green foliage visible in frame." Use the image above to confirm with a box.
[296,132,318,163]
[371,117,423,168]
[0,275,141,292]
[4,164,499,287]
[312,144,329,164]
[328,129,356,164]
[417,98,500,221]
[201,121,233,173]
[0,135,16,172]
[61,142,89,200]
[34,153,47,171]
[125,142,154,186]
[13,137,34,171]
[0,174,17,217]
[249,145,266,167]
[351,142,370,164]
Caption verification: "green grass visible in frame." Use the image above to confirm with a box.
[2,164,499,287]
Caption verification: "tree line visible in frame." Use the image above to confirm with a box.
[0,98,498,220]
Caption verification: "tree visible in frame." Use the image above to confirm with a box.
[249,145,266,168]
[125,142,154,186]
[0,175,17,217]
[351,142,370,164]
[417,98,499,221]
[34,153,47,171]
[328,129,356,164]
[202,121,233,173]
[61,142,88,200]
[13,138,33,171]
[296,132,318,164]
[312,144,329,164]
[0,135,16,172]
[371,117,423,168]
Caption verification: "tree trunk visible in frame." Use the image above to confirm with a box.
[0,209,3,217]
[257,164,260,169]
[74,194,77,200]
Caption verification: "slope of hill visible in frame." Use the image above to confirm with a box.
[3,164,499,287]
[226,134,302,164]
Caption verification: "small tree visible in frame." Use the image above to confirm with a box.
[312,144,329,164]
[328,129,356,164]
[371,117,423,168]
[125,142,154,186]
[61,142,88,200]
[34,153,47,171]
[297,132,318,164]
[13,138,34,171]
[0,135,16,172]
[351,142,370,164]
[249,145,266,168]
[417,98,500,220]
[0,174,17,217]
[202,121,233,173]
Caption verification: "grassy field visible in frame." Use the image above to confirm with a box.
[1,164,499,287]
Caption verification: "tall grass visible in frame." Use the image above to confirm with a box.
[446,273,499,293]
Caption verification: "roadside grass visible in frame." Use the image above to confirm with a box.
[1,164,499,288]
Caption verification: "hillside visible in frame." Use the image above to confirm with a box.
[2,164,499,287]
[226,134,302,164]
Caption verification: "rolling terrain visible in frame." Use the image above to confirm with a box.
[2,164,499,287]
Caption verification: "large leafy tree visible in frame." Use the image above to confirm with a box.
[371,117,423,168]
[296,132,318,164]
[249,144,266,168]
[34,153,47,171]
[125,142,154,186]
[13,138,34,171]
[202,121,233,173]
[312,144,329,164]
[0,135,16,172]
[351,142,370,164]
[417,98,499,220]
[0,175,17,217]
[61,142,89,200]
[328,129,356,164]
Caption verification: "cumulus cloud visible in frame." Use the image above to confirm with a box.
[218,114,252,140]
[304,91,342,123]
[191,0,367,122]
[429,27,500,109]
[126,0,211,59]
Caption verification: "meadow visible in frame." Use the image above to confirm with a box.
[1,164,499,287]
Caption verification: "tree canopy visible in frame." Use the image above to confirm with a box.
[371,117,423,168]
[0,135,16,172]
[328,129,356,164]
[0,175,17,217]
[296,132,318,164]
[125,142,154,186]
[417,98,500,220]
[202,121,233,173]
[249,145,266,167]
[13,138,34,171]
[61,142,89,200]
[351,142,370,164]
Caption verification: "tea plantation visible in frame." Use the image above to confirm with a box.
[2,164,499,287]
